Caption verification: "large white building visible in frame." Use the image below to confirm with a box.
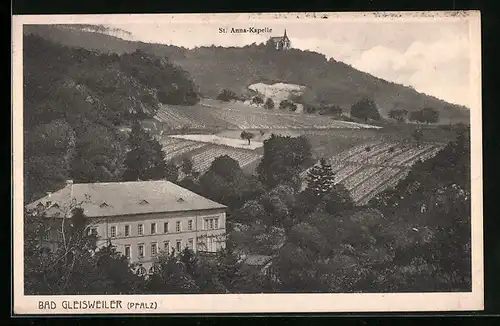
[25,180,227,274]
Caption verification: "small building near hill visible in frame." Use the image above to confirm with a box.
[25,180,227,275]
[269,29,291,50]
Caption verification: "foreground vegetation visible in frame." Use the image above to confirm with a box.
[25,125,471,294]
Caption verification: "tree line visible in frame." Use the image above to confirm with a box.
[23,35,201,203]
[216,90,440,124]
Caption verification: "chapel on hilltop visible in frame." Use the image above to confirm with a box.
[269,29,291,50]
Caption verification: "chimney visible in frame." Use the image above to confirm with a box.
[66,180,74,200]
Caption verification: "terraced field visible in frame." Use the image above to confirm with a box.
[302,141,447,205]
[155,99,381,130]
[155,136,209,161]
[188,145,262,175]
[156,135,263,176]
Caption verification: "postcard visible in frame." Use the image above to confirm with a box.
[12,11,483,314]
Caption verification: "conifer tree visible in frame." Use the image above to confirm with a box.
[123,121,169,181]
[305,158,336,197]
[300,158,354,214]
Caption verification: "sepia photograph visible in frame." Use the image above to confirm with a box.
[12,12,483,314]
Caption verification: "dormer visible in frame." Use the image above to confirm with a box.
[99,202,110,208]
[138,199,149,205]
[177,197,185,203]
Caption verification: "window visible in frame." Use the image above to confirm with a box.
[124,225,130,237]
[188,220,193,231]
[124,245,131,259]
[151,223,156,235]
[188,238,194,250]
[110,226,116,238]
[163,222,169,233]
[43,230,50,241]
[137,267,146,276]
[176,221,181,232]
[209,219,214,230]
[90,227,98,236]
[206,237,214,252]
[163,241,170,252]
[151,243,157,257]
[148,266,154,274]
[176,240,182,252]
[204,218,219,230]
[138,224,143,236]
[138,244,144,258]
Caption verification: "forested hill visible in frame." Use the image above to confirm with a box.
[24,24,470,124]
[23,34,200,203]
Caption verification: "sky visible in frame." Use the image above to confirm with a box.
[104,16,474,108]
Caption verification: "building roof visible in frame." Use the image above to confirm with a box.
[26,180,227,218]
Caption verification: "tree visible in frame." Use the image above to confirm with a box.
[421,108,439,123]
[289,222,330,256]
[305,158,335,198]
[272,243,326,292]
[260,185,296,226]
[145,251,199,294]
[322,183,354,215]
[181,157,194,176]
[300,158,354,214]
[24,206,143,295]
[198,155,265,209]
[388,109,409,122]
[240,131,255,145]
[252,96,264,105]
[217,89,237,102]
[412,128,424,145]
[207,155,242,180]
[319,105,343,116]
[165,161,179,182]
[264,98,275,110]
[350,98,381,121]
[236,200,266,223]
[123,121,169,181]
[279,100,297,112]
[257,134,312,189]
[409,108,440,124]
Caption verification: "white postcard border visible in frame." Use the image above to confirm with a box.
[12,11,483,314]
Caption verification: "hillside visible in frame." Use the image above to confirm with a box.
[24,24,470,124]
[23,34,200,202]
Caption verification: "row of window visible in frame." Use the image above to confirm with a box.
[91,218,220,238]
[124,239,194,260]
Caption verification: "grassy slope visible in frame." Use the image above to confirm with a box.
[24,25,470,124]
